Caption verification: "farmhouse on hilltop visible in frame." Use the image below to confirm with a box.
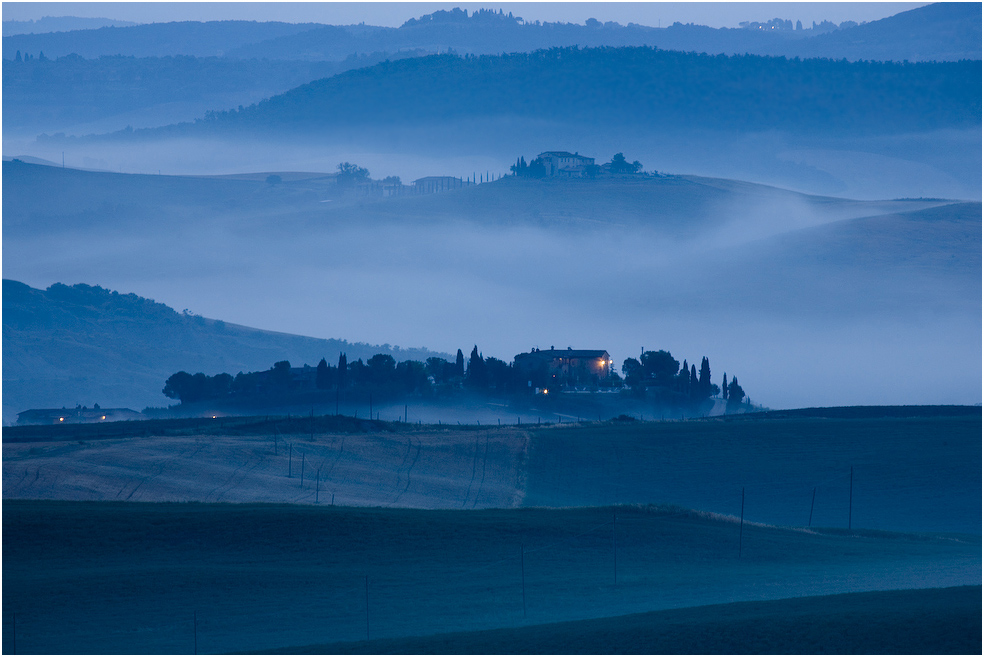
[537,151,595,177]
[513,347,614,389]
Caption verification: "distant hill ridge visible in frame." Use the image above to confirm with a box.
[3,16,138,36]
[4,3,979,62]
[126,46,979,140]
[2,280,448,423]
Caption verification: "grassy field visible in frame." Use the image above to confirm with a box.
[524,413,982,534]
[280,585,983,654]
[3,500,979,654]
[3,411,979,653]
[4,411,980,532]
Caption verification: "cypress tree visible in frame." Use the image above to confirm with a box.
[455,349,465,377]
[337,353,347,388]
[316,357,331,390]
[690,364,698,398]
[722,372,728,400]
[699,357,711,398]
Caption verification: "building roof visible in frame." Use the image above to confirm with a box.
[515,348,610,361]
[538,151,591,159]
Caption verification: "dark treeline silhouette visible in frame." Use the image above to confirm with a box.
[162,344,749,414]
[187,46,980,137]
[621,351,745,413]
[511,152,644,178]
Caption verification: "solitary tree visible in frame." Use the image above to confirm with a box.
[722,372,728,400]
[640,350,679,387]
[609,152,642,174]
[727,376,746,410]
[337,353,348,388]
[466,345,488,388]
[337,162,370,186]
[698,357,712,399]
[455,349,465,378]
[621,357,643,386]
[316,358,331,390]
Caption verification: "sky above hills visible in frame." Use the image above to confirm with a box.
[3,2,927,30]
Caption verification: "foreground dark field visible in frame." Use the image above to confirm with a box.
[281,585,983,654]
[3,500,979,654]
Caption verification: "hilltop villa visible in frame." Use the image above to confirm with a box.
[513,347,614,389]
[537,151,595,177]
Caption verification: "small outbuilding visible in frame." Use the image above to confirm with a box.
[17,405,145,425]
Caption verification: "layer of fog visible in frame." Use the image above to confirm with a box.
[5,123,981,201]
[6,183,979,409]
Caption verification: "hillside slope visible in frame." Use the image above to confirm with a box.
[162,48,981,136]
[3,499,979,653]
[291,586,983,655]
[1,280,447,422]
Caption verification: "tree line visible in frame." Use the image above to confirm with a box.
[162,345,748,411]
[197,46,980,136]
[621,351,746,412]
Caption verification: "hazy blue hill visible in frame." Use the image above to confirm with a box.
[2,16,138,36]
[1,160,334,235]
[2,20,322,59]
[678,201,983,316]
[1,279,447,423]
[164,48,980,138]
[17,5,970,64]
[2,55,343,134]
[224,10,782,61]
[779,2,983,63]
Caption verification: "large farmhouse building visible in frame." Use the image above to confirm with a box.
[537,151,595,177]
[513,347,614,389]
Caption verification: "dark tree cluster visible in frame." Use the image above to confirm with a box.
[204,47,980,136]
[161,343,747,411]
[607,152,642,174]
[161,344,526,405]
[510,155,546,178]
[621,350,746,410]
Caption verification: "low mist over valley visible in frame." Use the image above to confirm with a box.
[4,158,980,416]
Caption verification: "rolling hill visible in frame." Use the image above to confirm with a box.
[140,47,981,137]
[1,279,448,423]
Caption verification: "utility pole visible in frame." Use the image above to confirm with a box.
[365,576,370,641]
[809,487,816,527]
[521,544,527,617]
[739,487,745,558]
[848,466,854,530]
[612,506,618,586]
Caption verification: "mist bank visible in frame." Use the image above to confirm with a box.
[11,124,981,201]
[3,161,979,412]
[2,51,429,137]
